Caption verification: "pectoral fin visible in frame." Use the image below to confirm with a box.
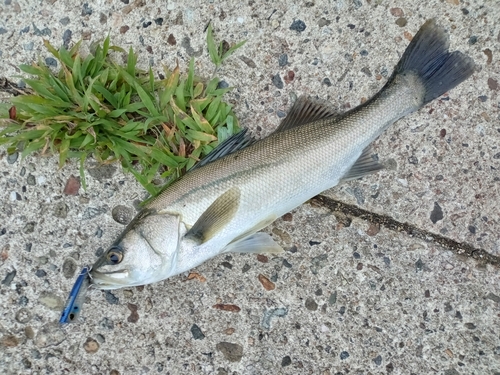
[184,187,240,244]
[225,233,284,254]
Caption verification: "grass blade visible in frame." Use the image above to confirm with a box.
[59,138,71,168]
[20,64,44,76]
[69,40,83,57]
[93,82,119,108]
[159,63,180,109]
[58,46,74,70]
[174,79,186,111]
[72,54,82,87]
[43,39,60,59]
[120,69,159,116]
[186,129,217,142]
[190,104,214,134]
[20,139,46,157]
[205,95,221,122]
[186,58,195,98]
[193,82,204,99]
[221,40,247,62]
[127,46,136,76]
[206,23,220,67]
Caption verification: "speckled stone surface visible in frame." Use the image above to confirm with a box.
[1,1,499,374]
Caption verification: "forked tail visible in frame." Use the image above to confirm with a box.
[394,19,475,104]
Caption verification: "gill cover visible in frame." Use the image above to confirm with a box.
[91,210,183,287]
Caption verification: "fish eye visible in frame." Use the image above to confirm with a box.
[107,247,123,265]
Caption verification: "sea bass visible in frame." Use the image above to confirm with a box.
[90,20,474,289]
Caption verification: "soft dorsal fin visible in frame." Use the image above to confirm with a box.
[184,187,241,244]
[190,129,255,170]
[341,145,384,182]
[275,96,339,132]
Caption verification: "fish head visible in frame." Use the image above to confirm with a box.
[90,209,182,289]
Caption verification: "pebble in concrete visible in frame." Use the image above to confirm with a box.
[216,342,243,362]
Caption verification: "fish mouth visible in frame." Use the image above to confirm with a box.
[89,269,131,290]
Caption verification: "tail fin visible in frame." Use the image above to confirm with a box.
[395,19,475,104]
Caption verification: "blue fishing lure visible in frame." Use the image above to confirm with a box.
[60,267,90,323]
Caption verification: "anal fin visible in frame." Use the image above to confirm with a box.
[341,146,384,182]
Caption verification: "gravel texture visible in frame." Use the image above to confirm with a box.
[1,1,499,374]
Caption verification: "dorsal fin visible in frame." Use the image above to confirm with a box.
[190,97,338,170]
[341,145,384,182]
[275,96,339,132]
[190,128,255,170]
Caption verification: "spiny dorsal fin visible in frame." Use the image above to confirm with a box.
[190,129,255,170]
[275,96,339,132]
[184,187,241,244]
[341,146,384,182]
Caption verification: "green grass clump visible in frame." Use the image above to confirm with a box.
[0,30,245,196]
[207,23,246,71]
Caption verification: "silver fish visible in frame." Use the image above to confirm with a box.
[90,20,474,289]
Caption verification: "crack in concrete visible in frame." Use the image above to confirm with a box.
[311,194,500,268]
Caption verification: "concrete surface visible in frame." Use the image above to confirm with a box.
[1,1,499,374]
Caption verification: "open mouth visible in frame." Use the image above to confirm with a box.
[89,270,130,289]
